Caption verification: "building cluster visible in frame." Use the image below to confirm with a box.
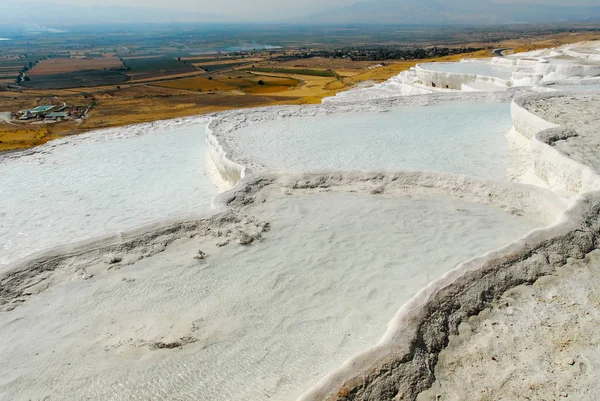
[274,46,487,62]
[15,104,89,122]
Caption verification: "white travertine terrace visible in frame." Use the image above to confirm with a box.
[208,92,520,184]
[542,77,600,92]
[2,42,600,401]
[293,92,600,401]
[189,86,599,401]
[0,116,216,267]
[417,42,600,91]
[324,41,600,104]
[209,44,600,399]
[0,171,556,401]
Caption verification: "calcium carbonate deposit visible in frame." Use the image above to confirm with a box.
[231,102,511,179]
[325,41,600,103]
[2,40,600,401]
[0,183,542,401]
[0,119,215,267]
[546,80,600,92]
[422,61,515,81]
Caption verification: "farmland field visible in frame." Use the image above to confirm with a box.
[0,67,20,80]
[154,74,300,93]
[122,57,199,80]
[155,76,237,91]
[196,61,253,72]
[28,56,123,75]
[21,70,129,89]
[191,57,264,66]
[243,67,338,77]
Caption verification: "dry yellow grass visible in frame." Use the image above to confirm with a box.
[231,75,300,94]
[75,89,283,130]
[244,71,340,98]
[0,127,66,151]
[324,80,346,90]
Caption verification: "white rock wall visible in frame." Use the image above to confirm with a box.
[206,124,246,187]
[415,64,511,90]
[512,97,600,194]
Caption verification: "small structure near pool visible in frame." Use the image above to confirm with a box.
[44,112,68,121]
[13,103,91,122]
[18,105,56,120]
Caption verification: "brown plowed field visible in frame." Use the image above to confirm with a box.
[29,56,124,75]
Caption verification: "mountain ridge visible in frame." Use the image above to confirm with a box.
[303,0,600,25]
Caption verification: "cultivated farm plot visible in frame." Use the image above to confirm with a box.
[190,57,264,66]
[227,75,300,94]
[242,66,338,77]
[28,56,124,75]
[122,57,199,81]
[0,68,19,80]
[154,74,300,94]
[21,70,129,89]
[154,77,236,91]
[195,61,254,72]
[243,71,342,98]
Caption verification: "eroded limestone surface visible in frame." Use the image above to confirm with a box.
[418,250,600,401]
[523,94,600,173]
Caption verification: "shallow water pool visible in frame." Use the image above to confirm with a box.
[0,191,542,401]
[0,123,214,266]
[234,102,512,179]
[421,62,515,80]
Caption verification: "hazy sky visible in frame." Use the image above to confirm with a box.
[23,0,600,19]
[32,0,356,18]
[3,0,599,24]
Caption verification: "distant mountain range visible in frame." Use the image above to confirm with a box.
[2,0,600,27]
[305,0,600,25]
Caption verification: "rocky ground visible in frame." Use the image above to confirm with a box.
[418,250,600,401]
[524,94,600,173]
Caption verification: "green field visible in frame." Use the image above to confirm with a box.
[122,57,198,79]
